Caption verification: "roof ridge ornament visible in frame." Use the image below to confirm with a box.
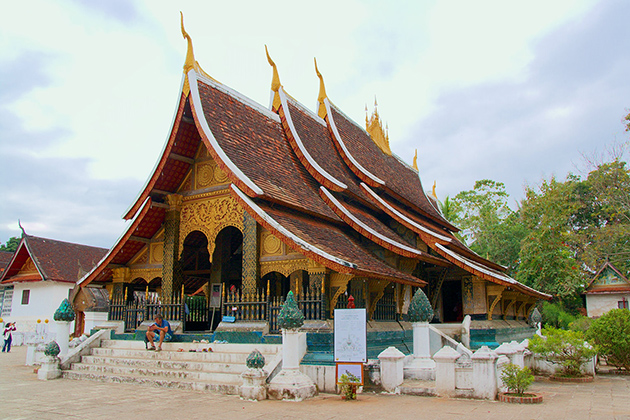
[180,12,217,95]
[314,58,328,119]
[265,45,282,111]
[412,149,418,171]
[432,181,437,199]
[366,98,392,156]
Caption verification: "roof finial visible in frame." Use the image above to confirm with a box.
[180,12,195,74]
[265,45,282,111]
[432,181,437,199]
[18,219,26,237]
[365,104,369,129]
[265,45,281,92]
[412,149,418,171]
[314,58,328,119]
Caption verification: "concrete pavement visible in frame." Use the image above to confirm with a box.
[1,346,629,420]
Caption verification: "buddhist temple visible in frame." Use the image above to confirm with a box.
[77,14,550,348]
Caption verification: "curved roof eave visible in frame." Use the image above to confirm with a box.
[435,243,552,300]
[79,197,153,287]
[324,99,386,187]
[319,186,449,265]
[123,76,188,220]
[188,70,264,198]
[278,90,347,192]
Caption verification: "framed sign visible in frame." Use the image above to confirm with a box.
[334,308,367,363]
[209,283,222,308]
[336,362,364,385]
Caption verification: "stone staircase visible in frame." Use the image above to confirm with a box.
[62,339,282,394]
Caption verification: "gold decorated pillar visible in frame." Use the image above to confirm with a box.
[241,212,259,294]
[162,194,183,303]
[110,267,131,300]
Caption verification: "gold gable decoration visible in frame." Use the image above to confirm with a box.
[179,193,244,259]
[366,98,392,156]
[18,257,38,276]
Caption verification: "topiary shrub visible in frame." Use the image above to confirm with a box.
[277,291,304,330]
[529,327,596,377]
[500,363,534,396]
[53,298,75,322]
[408,288,433,322]
[585,309,630,371]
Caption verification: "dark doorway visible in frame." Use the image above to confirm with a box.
[442,280,463,323]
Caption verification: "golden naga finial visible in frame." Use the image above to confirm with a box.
[314,58,328,119]
[265,45,282,111]
[365,104,369,129]
[412,149,418,171]
[180,12,195,73]
[265,45,281,92]
[432,181,437,199]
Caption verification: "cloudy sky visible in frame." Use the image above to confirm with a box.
[1,0,629,249]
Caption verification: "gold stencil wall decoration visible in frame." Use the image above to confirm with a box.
[150,243,164,264]
[196,163,214,188]
[214,164,229,183]
[262,231,282,256]
[18,258,38,275]
[260,259,310,278]
[179,193,244,257]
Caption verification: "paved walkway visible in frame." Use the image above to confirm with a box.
[1,346,629,420]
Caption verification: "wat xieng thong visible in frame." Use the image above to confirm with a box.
[76,14,550,351]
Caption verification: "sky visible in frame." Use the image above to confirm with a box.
[1,0,629,249]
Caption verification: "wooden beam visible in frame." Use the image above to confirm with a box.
[129,236,151,244]
[169,153,194,165]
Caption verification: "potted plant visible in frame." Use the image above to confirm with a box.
[498,363,542,403]
[529,327,596,381]
[339,372,360,400]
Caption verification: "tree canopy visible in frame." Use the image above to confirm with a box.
[0,237,20,252]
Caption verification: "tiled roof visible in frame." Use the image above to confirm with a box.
[1,235,108,284]
[328,105,456,230]
[196,79,338,221]
[0,251,13,273]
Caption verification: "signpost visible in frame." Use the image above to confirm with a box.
[334,308,367,387]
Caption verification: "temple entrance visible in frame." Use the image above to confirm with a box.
[442,280,463,323]
[181,231,212,331]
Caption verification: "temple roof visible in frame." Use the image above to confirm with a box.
[79,23,551,300]
[1,235,108,284]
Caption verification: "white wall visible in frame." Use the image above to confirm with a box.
[4,281,74,334]
[586,293,630,318]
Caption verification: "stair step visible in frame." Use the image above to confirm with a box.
[80,355,248,373]
[62,370,240,394]
[91,348,269,364]
[70,362,243,383]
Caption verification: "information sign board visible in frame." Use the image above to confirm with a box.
[333,308,367,363]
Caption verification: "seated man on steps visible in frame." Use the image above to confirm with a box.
[145,313,173,351]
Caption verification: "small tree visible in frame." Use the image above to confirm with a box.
[529,327,596,377]
[500,363,534,396]
[585,309,630,371]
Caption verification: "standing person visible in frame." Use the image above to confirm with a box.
[2,322,16,353]
[145,314,172,352]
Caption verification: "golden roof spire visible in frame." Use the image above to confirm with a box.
[432,181,437,199]
[365,104,369,129]
[366,98,392,155]
[412,149,418,171]
[314,58,328,119]
[180,12,195,74]
[265,45,282,111]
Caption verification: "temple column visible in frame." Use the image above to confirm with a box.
[308,264,326,319]
[241,212,259,295]
[111,267,131,300]
[162,194,183,304]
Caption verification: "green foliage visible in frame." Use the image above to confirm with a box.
[540,302,578,329]
[246,349,265,369]
[500,363,534,396]
[44,341,60,357]
[585,309,630,371]
[529,327,596,377]
[568,317,592,333]
[0,237,20,252]
[339,372,359,400]
[449,180,525,275]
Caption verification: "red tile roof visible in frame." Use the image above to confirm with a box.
[1,235,108,284]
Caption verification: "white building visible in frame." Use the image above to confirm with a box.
[0,233,107,343]
[584,261,630,318]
